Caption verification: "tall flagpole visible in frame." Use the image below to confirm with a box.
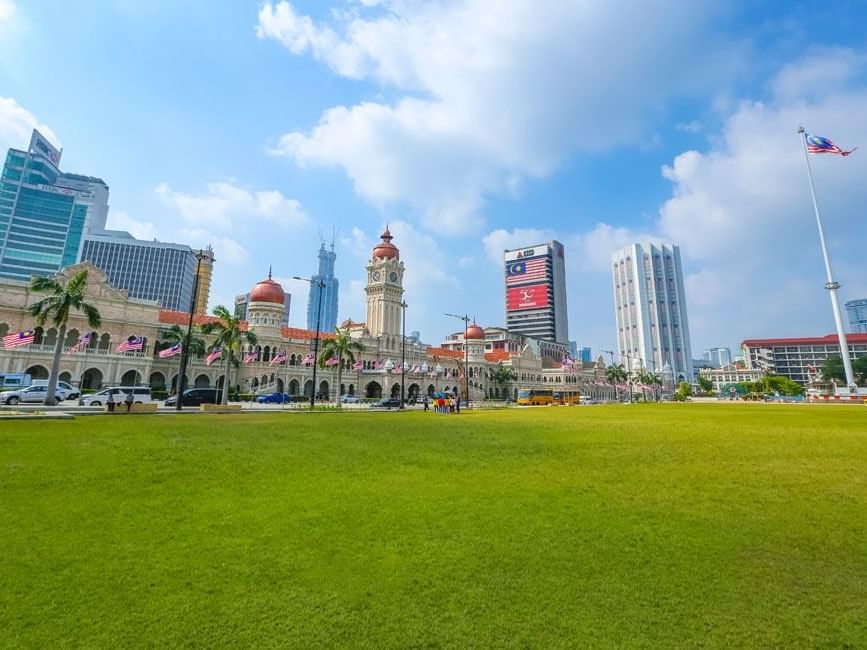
[798,127,857,391]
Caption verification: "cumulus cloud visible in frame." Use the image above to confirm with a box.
[482,227,556,264]
[260,0,737,231]
[0,0,16,36]
[0,96,60,155]
[105,210,159,240]
[156,180,308,231]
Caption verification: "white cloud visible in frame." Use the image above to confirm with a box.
[260,0,738,231]
[0,0,16,37]
[156,180,308,231]
[481,227,556,264]
[178,227,250,266]
[0,96,60,155]
[105,210,159,240]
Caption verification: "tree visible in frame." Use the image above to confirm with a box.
[854,356,867,386]
[676,381,692,400]
[697,375,714,394]
[491,364,516,386]
[633,369,652,402]
[318,327,365,406]
[648,373,663,402]
[605,363,628,401]
[821,355,845,383]
[28,270,102,405]
[200,305,258,405]
[157,324,205,357]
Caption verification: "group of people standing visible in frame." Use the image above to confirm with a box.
[423,394,461,414]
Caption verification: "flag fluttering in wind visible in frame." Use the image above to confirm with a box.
[3,329,35,349]
[115,336,144,353]
[270,351,287,366]
[158,342,182,359]
[352,361,363,370]
[325,357,340,366]
[243,351,258,363]
[206,346,222,366]
[373,360,383,370]
[806,133,857,156]
[301,353,314,366]
[68,332,93,354]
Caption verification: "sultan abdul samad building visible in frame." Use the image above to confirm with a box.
[0,228,614,401]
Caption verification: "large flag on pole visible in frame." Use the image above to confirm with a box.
[270,351,287,366]
[159,342,182,359]
[3,329,35,349]
[206,346,222,366]
[806,133,857,156]
[68,332,93,354]
[243,351,258,363]
[115,336,144,353]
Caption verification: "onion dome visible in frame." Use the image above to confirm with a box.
[372,226,399,260]
[466,323,485,340]
[250,267,286,304]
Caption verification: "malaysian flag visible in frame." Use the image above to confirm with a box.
[352,361,363,370]
[270,351,287,366]
[393,365,402,375]
[325,357,339,366]
[159,342,182,359]
[301,353,314,366]
[506,256,547,286]
[374,360,384,369]
[68,332,93,354]
[243,350,258,363]
[3,329,35,349]
[806,133,856,156]
[115,336,144,353]
[206,346,222,366]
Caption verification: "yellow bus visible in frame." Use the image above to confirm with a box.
[517,389,554,406]
[553,390,582,405]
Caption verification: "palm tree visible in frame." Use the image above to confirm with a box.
[634,369,653,402]
[318,327,365,406]
[157,324,206,357]
[649,373,663,402]
[200,305,257,405]
[28,270,102,405]
[605,363,628,402]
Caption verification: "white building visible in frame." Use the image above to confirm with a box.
[611,242,693,382]
[699,364,765,393]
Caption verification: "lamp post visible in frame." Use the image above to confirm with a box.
[176,251,207,411]
[293,276,325,409]
[445,312,470,407]
[400,301,407,408]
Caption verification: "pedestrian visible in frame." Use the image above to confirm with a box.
[124,390,134,412]
[106,391,116,413]
[423,395,429,411]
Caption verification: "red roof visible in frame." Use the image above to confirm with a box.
[485,350,511,363]
[281,326,336,341]
[742,333,867,347]
[159,310,248,330]
[427,347,463,359]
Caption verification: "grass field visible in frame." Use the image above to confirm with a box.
[1,404,866,647]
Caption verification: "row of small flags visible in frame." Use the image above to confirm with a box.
[2,330,146,353]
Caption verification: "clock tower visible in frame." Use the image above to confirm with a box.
[365,227,405,340]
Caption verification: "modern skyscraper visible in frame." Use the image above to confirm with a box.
[611,242,693,382]
[703,347,732,368]
[80,231,201,311]
[0,130,109,281]
[504,240,568,343]
[846,299,867,333]
[306,240,339,333]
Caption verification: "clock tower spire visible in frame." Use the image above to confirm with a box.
[365,226,404,340]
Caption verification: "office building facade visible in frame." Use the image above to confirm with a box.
[0,130,109,281]
[742,333,867,385]
[703,347,732,368]
[611,242,693,382]
[846,299,867,334]
[504,240,568,343]
[80,232,205,312]
[306,241,339,332]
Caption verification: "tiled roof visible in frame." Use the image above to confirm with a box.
[485,350,511,362]
[281,326,336,341]
[742,333,867,347]
[426,347,464,359]
[158,310,247,330]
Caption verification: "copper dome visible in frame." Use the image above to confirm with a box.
[372,227,399,260]
[466,323,485,339]
[250,269,286,304]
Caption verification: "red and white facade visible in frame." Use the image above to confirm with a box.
[741,333,867,386]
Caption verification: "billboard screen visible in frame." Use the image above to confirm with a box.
[506,284,549,311]
[504,244,548,262]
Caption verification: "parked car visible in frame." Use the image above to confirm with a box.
[257,392,291,404]
[339,394,360,403]
[80,387,152,406]
[32,379,80,400]
[164,388,221,407]
[370,397,402,409]
[0,384,69,405]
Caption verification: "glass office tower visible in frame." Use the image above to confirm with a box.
[0,130,109,281]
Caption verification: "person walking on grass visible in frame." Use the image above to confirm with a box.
[106,391,116,413]
[124,390,134,412]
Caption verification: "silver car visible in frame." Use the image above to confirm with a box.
[0,384,70,405]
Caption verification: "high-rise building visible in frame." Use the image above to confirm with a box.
[503,240,568,343]
[568,341,592,362]
[0,130,109,281]
[306,240,339,333]
[703,347,732,368]
[193,247,215,314]
[235,289,290,325]
[80,231,201,312]
[611,242,693,382]
[846,299,867,333]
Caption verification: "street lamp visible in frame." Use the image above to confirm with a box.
[176,250,208,411]
[400,301,407,408]
[293,275,326,409]
[445,312,470,407]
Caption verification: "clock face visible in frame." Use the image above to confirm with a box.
[372,271,381,281]
[389,272,398,283]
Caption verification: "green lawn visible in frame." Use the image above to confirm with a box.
[1,405,866,647]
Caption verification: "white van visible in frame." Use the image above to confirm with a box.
[32,380,80,400]
[80,387,152,406]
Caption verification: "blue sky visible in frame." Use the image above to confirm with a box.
[2,0,866,357]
